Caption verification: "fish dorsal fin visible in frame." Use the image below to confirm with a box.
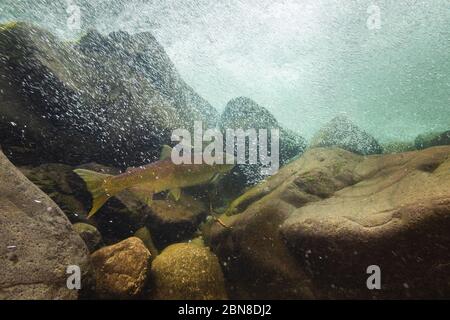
[128,184,154,206]
[160,145,173,161]
[168,188,182,201]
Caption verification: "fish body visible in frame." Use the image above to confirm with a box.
[116,160,231,193]
[75,149,234,218]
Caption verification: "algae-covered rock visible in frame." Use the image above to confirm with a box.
[208,146,450,299]
[0,150,91,300]
[415,130,450,150]
[144,193,209,248]
[73,223,103,252]
[90,237,151,299]
[149,243,227,300]
[310,116,382,155]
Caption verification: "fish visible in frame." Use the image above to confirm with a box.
[74,146,234,218]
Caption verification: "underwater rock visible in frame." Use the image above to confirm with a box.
[0,22,217,167]
[208,146,450,299]
[90,237,151,299]
[220,97,279,130]
[206,147,358,299]
[0,149,91,300]
[81,163,208,248]
[73,223,103,253]
[149,243,227,300]
[19,163,90,222]
[143,193,209,249]
[220,97,307,165]
[74,163,143,245]
[415,130,450,150]
[219,97,306,195]
[310,116,383,155]
[381,140,416,154]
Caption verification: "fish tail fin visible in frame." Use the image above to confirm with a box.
[73,169,114,218]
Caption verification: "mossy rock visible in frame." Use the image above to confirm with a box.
[149,243,227,300]
[73,223,103,252]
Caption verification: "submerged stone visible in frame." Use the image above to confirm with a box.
[149,243,227,300]
[90,237,151,299]
[310,116,383,155]
[415,130,450,150]
[73,223,103,252]
[208,146,450,299]
[134,227,159,258]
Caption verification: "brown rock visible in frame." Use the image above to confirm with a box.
[145,193,208,247]
[149,243,227,300]
[0,150,91,300]
[90,237,151,299]
[207,146,450,299]
[281,146,450,298]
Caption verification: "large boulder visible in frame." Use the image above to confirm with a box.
[415,130,450,150]
[90,237,151,299]
[149,243,227,300]
[219,97,306,194]
[143,193,209,248]
[0,149,91,299]
[0,22,217,167]
[206,146,450,299]
[310,116,383,155]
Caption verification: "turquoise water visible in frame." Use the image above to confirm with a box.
[2,0,449,142]
[2,0,450,301]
